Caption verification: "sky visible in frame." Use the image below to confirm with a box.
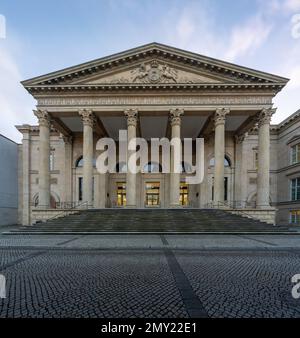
[0,0,300,142]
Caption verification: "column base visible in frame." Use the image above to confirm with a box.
[169,204,181,208]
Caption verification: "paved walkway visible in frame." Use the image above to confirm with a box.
[0,233,300,250]
[0,233,300,318]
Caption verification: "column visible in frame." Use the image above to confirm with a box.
[95,173,107,208]
[234,134,247,208]
[34,110,51,208]
[169,108,184,207]
[62,136,73,205]
[256,108,274,209]
[213,108,229,207]
[124,109,138,207]
[79,109,94,207]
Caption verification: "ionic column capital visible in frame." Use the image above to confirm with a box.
[214,107,230,127]
[257,107,276,127]
[124,108,138,127]
[79,109,95,128]
[34,109,51,128]
[169,108,184,127]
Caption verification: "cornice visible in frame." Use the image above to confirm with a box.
[277,109,300,131]
[267,109,300,134]
[25,82,285,95]
[15,124,58,134]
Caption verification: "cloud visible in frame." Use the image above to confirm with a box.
[0,43,36,143]
[162,2,223,57]
[224,15,273,62]
[164,3,274,64]
[272,43,300,122]
[176,10,195,41]
[257,0,300,15]
[283,0,300,12]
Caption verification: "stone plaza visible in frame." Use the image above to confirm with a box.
[0,233,300,318]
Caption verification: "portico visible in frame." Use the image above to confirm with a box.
[17,43,289,225]
[31,105,276,211]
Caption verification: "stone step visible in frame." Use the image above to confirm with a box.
[8,208,292,234]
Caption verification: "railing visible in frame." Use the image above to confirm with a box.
[205,200,256,209]
[38,201,89,223]
[205,200,262,222]
[55,201,87,209]
[31,201,90,209]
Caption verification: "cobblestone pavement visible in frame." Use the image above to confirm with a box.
[0,233,300,249]
[0,241,300,318]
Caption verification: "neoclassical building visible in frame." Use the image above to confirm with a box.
[15,43,300,226]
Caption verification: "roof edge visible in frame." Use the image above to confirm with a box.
[21,42,290,87]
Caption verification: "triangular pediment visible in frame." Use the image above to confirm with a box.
[22,42,289,88]
[74,59,229,85]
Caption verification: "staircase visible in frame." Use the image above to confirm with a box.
[8,209,291,234]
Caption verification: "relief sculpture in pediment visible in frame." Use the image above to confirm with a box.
[131,61,178,83]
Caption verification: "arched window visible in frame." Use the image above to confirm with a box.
[209,156,231,167]
[75,156,96,168]
[76,156,84,167]
[181,161,193,173]
[143,162,162,173]
[116,162,127,173]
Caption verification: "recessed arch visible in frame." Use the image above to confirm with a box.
[246,192,273,207]
[143,162,162,173]
[75,156,96,168]
[209,155,231,167]
[181,161,193,173]
[116,162,127,173]
[32,192,60,209]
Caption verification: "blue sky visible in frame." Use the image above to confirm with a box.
[0,0,300,142]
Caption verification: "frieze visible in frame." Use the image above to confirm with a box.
[38,96,272,107]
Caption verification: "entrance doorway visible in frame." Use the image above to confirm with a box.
[117,182,126,207]
[145,182,160,207]
[180,183,189,206]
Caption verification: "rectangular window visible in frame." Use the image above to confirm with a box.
[78,177,94,202]
[50,153,54,171]
[290,144,300,165]
[78,177,83,201]
[254,151,258,169]
[212,177,228,201]
[290,210,300,224]
[291,178,300,201]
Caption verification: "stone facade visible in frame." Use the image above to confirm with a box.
[14,43,300,226]
[0,135,18,226]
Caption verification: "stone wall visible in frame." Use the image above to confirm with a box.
[31,209,79,225]
[0,135,18,226]
[229,208,277,225]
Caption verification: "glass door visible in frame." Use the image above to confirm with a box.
[117,182,126,207]
[145,182,160,207]
[180,183,189,206]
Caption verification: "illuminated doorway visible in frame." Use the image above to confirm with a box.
[145,182,160,206]
[180,183,189,206]
[117,182,126,207]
